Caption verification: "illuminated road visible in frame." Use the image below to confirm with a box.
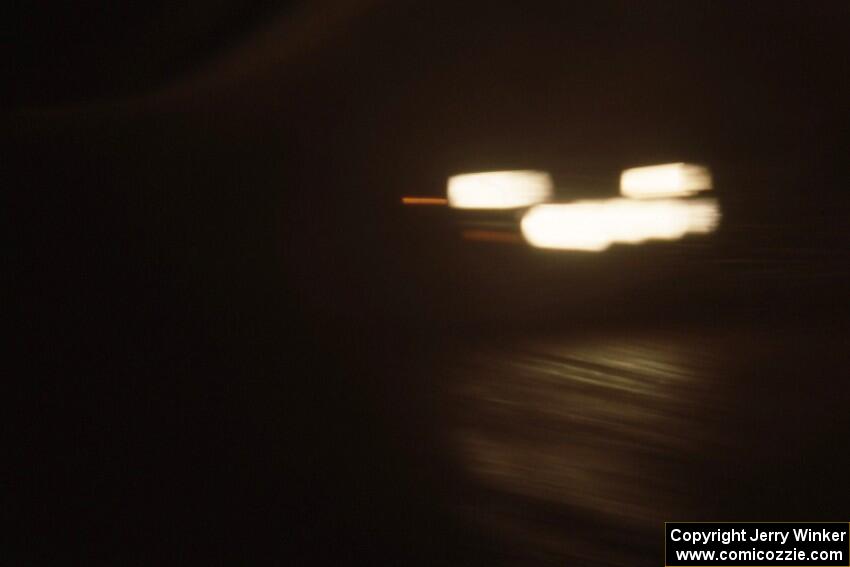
[432,324,850,566]
[358,193,850,566]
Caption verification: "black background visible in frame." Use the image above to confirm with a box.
[8,1,850,564]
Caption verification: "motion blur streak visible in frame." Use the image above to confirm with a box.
[461,229,523,243]
[452,336,710,536]
[402,196,448,205]
[447,170,553,210]
[521,198,720,251]
[620,163,713,199]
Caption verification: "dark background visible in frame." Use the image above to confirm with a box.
[8,1,850,564]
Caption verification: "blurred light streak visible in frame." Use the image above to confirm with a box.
[402,196,448,205]
[461,229,524,243]
[447,170,553,210]
[521,198,720,251]
[620,163,712,199]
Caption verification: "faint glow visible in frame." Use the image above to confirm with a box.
[520,198,720,251]
[461,229,523,243]
[401,196,448,205]
[447,170,553,210]
[620,163,712,199]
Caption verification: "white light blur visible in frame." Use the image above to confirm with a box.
[447,170,553,210]
[520,198,720,252]
[620,163,712,199]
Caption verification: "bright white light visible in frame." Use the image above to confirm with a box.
[620,163,712,199]
[520,198,720,252]
[447,170,553,210]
